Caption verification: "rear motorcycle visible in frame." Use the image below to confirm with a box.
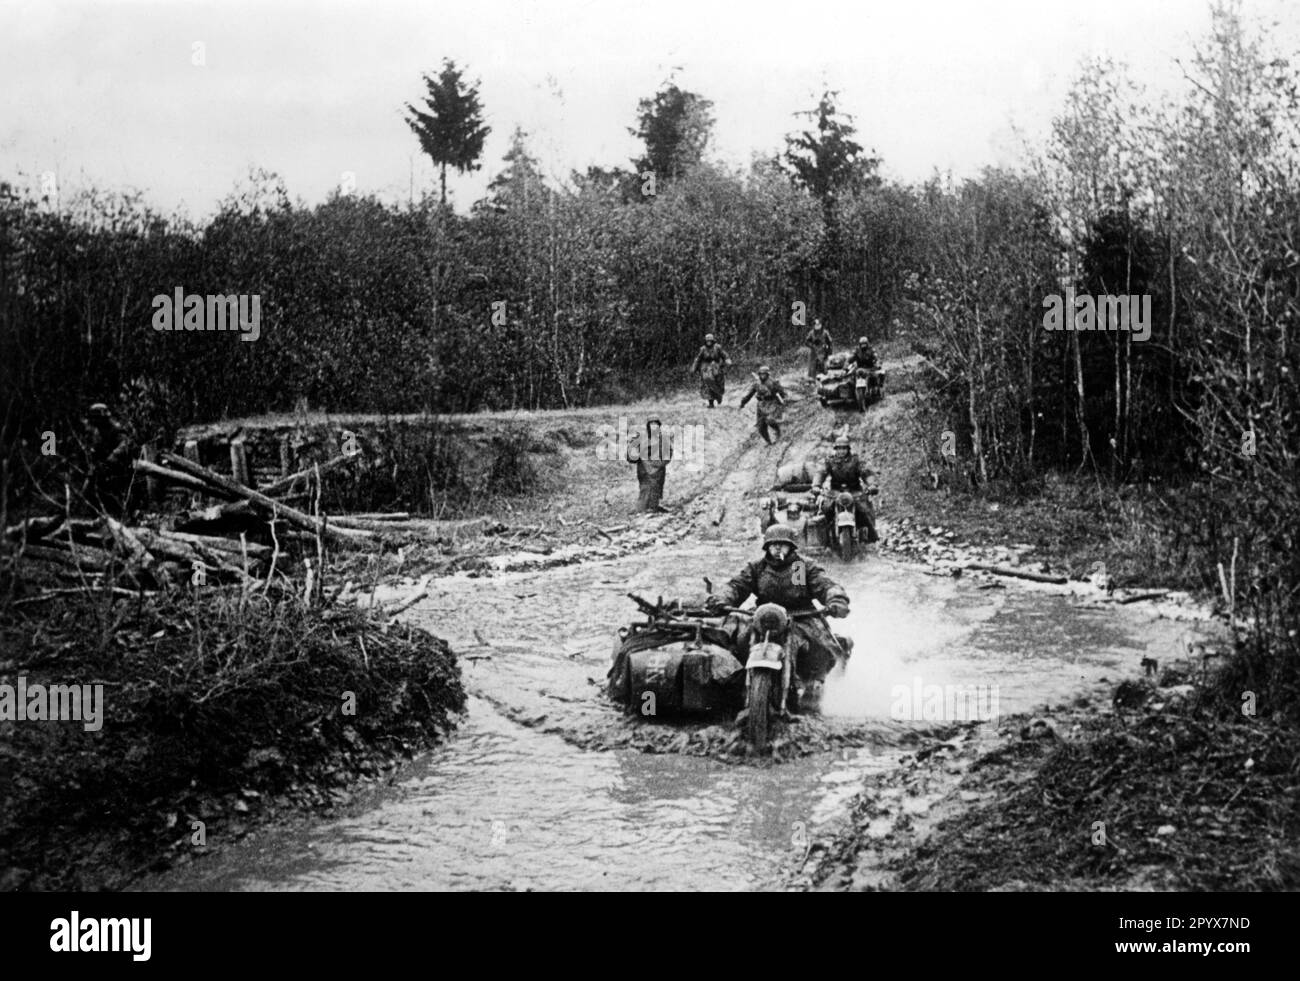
[815,355,886,411]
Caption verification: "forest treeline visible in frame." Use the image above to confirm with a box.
[1,4,1295,682]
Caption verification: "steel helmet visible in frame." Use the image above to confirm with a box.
[88,402,110,416]
[704,333,716,343]
[757,364,771,375]
[834,435,851,451]
[762,523,798,547]
[858,336,870,346]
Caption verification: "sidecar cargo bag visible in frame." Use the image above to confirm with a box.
[608,626,741,709]
[629,645,741,712]
[774,459,813,489]
[825,353,847,370]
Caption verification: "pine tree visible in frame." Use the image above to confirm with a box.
[783,91,880,206]
[405,60,491,205]
[484,127,546,212]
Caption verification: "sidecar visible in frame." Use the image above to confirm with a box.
[816,353,885,410]
[608,611,748,714]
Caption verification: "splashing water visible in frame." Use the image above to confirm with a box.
[820,584,971,719]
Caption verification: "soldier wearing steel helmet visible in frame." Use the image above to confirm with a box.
[706,523,850,705]
[738,365,787,445]
[847,335,879,372]
[803,319,833,380]
[82,402,135,516]
[689,333,732,408]
[814,434,879,543]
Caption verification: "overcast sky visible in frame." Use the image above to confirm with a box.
[1,0,1294,218]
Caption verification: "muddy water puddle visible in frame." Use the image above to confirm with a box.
[143,696,884,891]
[143,544,1215,891]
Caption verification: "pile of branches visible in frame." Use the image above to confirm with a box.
[2,450,385,596]
[2,446,536,608]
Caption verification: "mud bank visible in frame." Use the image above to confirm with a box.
[0,589,465,891]
[800,676,1300,891]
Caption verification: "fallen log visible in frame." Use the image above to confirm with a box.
[497,524,544,536]
[257,454,354,497]
[13,585,159,606]
[160,451,371,549]
[510,542,553,555]
[133,529,259,582]
[382,575,433,617]
[13,542,110,571]
[106,518,174,589]
[132,528,201,565]
[159,529,272,559]
[133,459,239,499]
[186,493,308,524]
[341,512,411,522]
[330,516,429,533]
[965,563,1068,585]
[404,516,498,537]
[1115,590,1171,604]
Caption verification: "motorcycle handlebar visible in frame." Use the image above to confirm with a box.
[630,593,837,622]
[707,604,829,620]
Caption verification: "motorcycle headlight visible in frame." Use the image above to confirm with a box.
[753,602,789,634]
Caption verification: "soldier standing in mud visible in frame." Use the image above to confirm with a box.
[738,365,787,445]
[705,523,850,713]
[803,319,833,380]
[690,333,732,408]
[626,418,672,512]
[82,402,135,516]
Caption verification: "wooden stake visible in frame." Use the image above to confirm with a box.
[230,438,250,487]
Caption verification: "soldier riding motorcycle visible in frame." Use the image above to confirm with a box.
[707,524,852,724]
[811,436,879,559]
[607,524,853,752]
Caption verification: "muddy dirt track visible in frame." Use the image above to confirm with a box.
[140,361,1221,891]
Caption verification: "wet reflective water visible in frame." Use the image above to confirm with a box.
[146,697,879,891]
[143,545,1210,891]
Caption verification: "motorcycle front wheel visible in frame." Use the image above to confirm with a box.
[838,524,856,561]
[746,671,773,752]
